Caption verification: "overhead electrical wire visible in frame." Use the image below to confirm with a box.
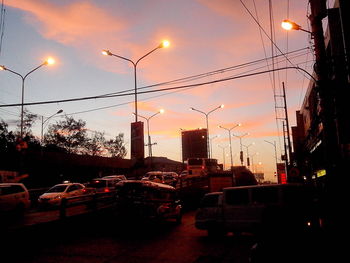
[0,47,313,108]
[0,64,315,108]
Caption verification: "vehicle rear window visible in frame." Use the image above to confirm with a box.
[188,159,203,165]
[225,189,249,205]
[283,186,312,204]
[251,187,279,204]
[200,194,221,207]
[87,180,107,188]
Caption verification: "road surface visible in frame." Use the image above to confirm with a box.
[2,210,256,263]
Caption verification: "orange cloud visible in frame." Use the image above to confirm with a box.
[7,0,126,45]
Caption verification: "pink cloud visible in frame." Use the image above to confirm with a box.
[7,0,126,45]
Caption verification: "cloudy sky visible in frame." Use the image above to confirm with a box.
[0,0,317,181]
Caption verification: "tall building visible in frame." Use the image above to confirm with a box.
[181,129,208,162]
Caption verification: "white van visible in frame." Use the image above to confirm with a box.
[195,184,319,236]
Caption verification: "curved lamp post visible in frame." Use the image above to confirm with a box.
[209,135,219,159]
[41,109,63,143]
[232,132,249,165]
[265,140,278,179]
[218,145,228,170]
[281,19,312,34]
[133,109,164,158]
[218,123,241,170]
[190,104,224,159]
[102,40,169,122]
[242,142,255,168]
[1,57,55,138]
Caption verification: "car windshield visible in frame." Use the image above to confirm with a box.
[47,185,68,193]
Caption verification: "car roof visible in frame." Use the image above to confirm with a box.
[0,183,25,186]
[52,183,81,187]
[117,179,176,190]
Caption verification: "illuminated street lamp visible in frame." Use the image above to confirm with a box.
[232,132,249,165]
[1,58,55,138]
[218,123,241,170]
[133,109,164,158]
[102,40,170,123]
[281,19,312,34]
[190,104,224,159]
[41,109,63,143]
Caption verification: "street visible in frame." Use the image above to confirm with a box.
[2,210,255,263]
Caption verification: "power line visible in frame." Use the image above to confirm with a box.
[0,65,316,108]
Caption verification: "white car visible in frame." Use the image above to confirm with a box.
[38,183,85,207]
[0,183,31,214]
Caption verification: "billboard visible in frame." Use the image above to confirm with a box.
[181,129,208,161]
[131,121,144,160]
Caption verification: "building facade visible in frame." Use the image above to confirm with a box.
[292,0,350,185]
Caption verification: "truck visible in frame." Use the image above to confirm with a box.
[195,184,321,236]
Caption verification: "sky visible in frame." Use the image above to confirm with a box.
[0,0,317,182]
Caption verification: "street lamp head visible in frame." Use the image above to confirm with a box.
[281,19,301,31]
[159,109,165,114]
[102,50,112,56]
[57,109,63,114]
[159,40,170,48]
[0,65,5,71]
[220,104,225,109]
[238,123,242,127]
[44,57,55,66]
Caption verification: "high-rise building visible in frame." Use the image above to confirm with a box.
[181,129,208,162]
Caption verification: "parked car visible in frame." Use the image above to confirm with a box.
[86,178,119,193]
[38,183,85,207]
[141,171,178,187]
[195,184,320,236]
[0,183,31,214]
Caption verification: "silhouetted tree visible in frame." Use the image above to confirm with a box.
[84,131,106,156]
[45,116,89,154]
[105,133,127,158]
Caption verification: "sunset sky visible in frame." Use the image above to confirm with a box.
[0,0,318,181]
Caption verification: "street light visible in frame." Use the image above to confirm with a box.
[281,19,312,34]
[242,142,255,168]
[1,57,56,138]
[102,40,170,122]
[232,132,249,165]
[218,123,241,170]
[190,104,224,159]
[209,135,219,159]
[218,145,228,170]
[250,152,259,172]
[133,109,164,158]
[41,109,63,143]
[265,140,278,181]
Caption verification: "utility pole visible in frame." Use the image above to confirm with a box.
[275,82,292,180]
